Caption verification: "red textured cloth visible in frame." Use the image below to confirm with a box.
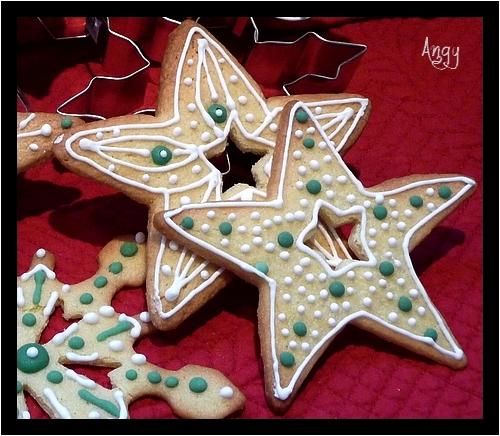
[17,17,482,418]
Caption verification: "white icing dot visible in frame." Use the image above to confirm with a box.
[262,219,273,228]
[108,340,124,352]
[293,265,303,275]
[161,265,172,276]
[427,203,436,211]
[299,257,311,267]
[169,174,178,185]
[322,174,333,185]
[397,278,406,286]
[285,212,295,222]
[301,342,310,351]
[99,306,115,317]
[207,210,216,219]
[298,286,306,294]
[326,190,335,199]
[375,194,384,204]
[363,271,373,280]
[251,211,260,220]
[328,317,336,327]
[363,297,372,307]
[368,240,377,248]
[309,160,320,170]
[347,271,355,279]
[368,228,377,237]
[190,120,198,129]
[299,198,309,208]
[388,237,398,247]
[318,141,327,149]
[315,106,322,114]
[323,155,332,163]
[313,310,322,318]
[139,312,151,322]
[169,241,178,251]
[306,273,315,282]
[379,279,387,287]
[404,209,413,217]
[281,328,290,337]
[311,329,319,337]
[27,346,39,358]
[108,164,115,172]
[112,127,120,137]
[265,243,275,253]
[283,293,291,302]
[187,58,194,65]
[142,174,150,182]
[293,150,302,160]
[191,165,202,174]
[29,143,39,151]
[273,215,283,224]
[381,222,390,230]
[201,224,210,233]
[288,341,298,349]
[252,226,262,236]
[245,113,255,123]
[96,132,104,140]
[318,273,327,282]
[386,291,394,300]
[408,318,417,327]
[201,132,211,142]
[180,196,191,205]
[278,313,286,321]
[269,122,278,132]
[297,165,307,176]
[319,289,328,299]
[218,58,225,63]
[409,289,419,298]
[220,238,229,248]
[307,295,316,303]
[62,284,70,293]
[426,188,435,196]
[368,286,376,293]
[294,129,303,138]
[384,251,393,258]
[346,194,356,203]
[388,312,398,323]
[229,74,238,83]
[219,386,234,399]
[363,200,371,208]
[36,248,46,258]
[284,276,293,285]
[330,303,339,312]
[281,253,290,264]
[240,244,251,253]
[238,95,248,105]
[342,301,351,311]
[390,211,399,219]
[200,270,210,280]
[336,175,347,184]
[389,199,397,207]
[183,77,193,86]
[347,286,355,295]
[306,127,315,134]
[397,222,406,231]
[297,305,305,314]
[417,306,426,316]
[252,237,263,246]
[83,312,99,324]
[237,225,247,234]
[41,124,52,136]
[131,353,147,365]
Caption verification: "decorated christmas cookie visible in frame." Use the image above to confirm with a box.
[17,112,83,173]
[155,100,476,411]
[17,237,244,419]
[53,19,370,332]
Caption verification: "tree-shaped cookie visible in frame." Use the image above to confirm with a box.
[53,19,369,332]
[155,101,476,411]
[17,236,244,419]
[17,112,83,173]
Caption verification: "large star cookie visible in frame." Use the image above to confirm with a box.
[155,100,476,411]
[53,19,370,332]
[17,237,244,419]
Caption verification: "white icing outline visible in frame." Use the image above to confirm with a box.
[21,264,56,281]
[66,351,99,362]
[43,387,71,419]
[65,369,97,389]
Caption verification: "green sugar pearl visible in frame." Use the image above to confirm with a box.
[398,296,412,312]
[125,369,138,381]
[189,377,208,393]
[438,185,452,199]
[255,261,269,274]
[219,222,232,235]
[306,180,322,195]
[108,262,123,274]
[277,231,294,248]
[120,242,138,257]
[409,195,423,208]
[93,275,108,288]
[329,281,345,297]
[61,116,73,129]
[147,371,162,384]
[181,216,194,230]
[303,138,315,149]
[280,351,295,368]
[79,293,93,305]
[165,376,179,388]
[379,261,395,276]
[295,110,309,123]
[373,205,388,220]
[424,328,438,341]
[22,313,36,327]
[293,321,307,337]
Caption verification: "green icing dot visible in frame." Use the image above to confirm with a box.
[293,321,307,337]
[438,185,452,199]
[165,376,179,388]
[68,336,85,350]
[409,195,423,208]
[120,242,138,257]
[22,313,36,327]
[373,205,388,220]
[151,145,172,165]
[277,231,294,248]
[306,180,322,195]
[17,343,49,374]
[189,377,208,393]
[424,328,438,341]
[17,381,22,394]
[207,104,227,123]
[93,276,108,288]
[61,116,73,129]
[329,281,345,297]
[147,371,162,384]
[295,110,309,123]
[379,261,395,276]
[125,369,138,381]
[80,293,93,305]
[255,261,269,274]
[303,138,315,149]
[181,216,194,230]
[280,351,295,367]
[219,222,232,235]
[398,296,413,312]
[108,262,123,274]
[47,370,63,384]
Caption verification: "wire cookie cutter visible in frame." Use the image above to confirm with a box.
[249,17,367,95]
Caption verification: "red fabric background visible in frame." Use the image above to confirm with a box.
[17,17,483,418]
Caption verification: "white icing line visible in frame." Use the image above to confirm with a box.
[118,313,141,338]
[21,264,56,281]
[17,287,25,307]
[18,113,35,129]
[65,369,97,389]
[51,323,79,346]
[66,351,99,362]
[43,291,59,317]
[43,387,72,419]
[113,390,128,419]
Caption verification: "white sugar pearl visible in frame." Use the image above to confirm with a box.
[135,232,146,244]
[300,257,311,267]
[26,346,39,358]
[298,165,307,176]
[207,210,216,219]
[397,222,406,231]
[229,74,238,83]
[278,313,286,321]
[309,160,320,170]
[289,341,297,349]
[318,141,327,149]
[200,270,210,280]
[263,219,273,228]
[280,251,290,261]
[183,77,192,86]
[201,224,210,233]
[173,127,182,137]
[427,203,436,211]
[169,174,178,184]
[363,297,372,307]
[281,328,290,337]
[397,278,405,286]
[404,209,413,217]
[245,113,255,122]
[299,199,309,208]
[240,244,251,253]
[389,199,396,207]
[409,289,419,298]
[306,126,315,134]
[252,226,262,236]
[251,212,260,220]
[322,174,333,185]
[301,342,310,351]
[192,165,201,174]
[315,106,322,114]
[342,301,351,311]
[161,265,172,276]
[314,310,322,318]
[346,194,356,203]
[318,273,327,282]
[323,155,332,163]
[379,279,387,287]
[297,305,305,314]
[368,228,377,237]
[388,237,397,247]
[305,274,315,283]
[426,188,434,196]
[330,303,339,312]
[238,95,248,105]
[381,222,389,230]
[326,190,335,199]
[311,329,319,337]
[417,306,426,316]
[408,318,417,327]
[347,271,355,279]
[293,265,303,275]
[368,286,376,293]
[219,386,234,399]
[368,240,377,248]
[187,103,196,112]
[347,287,355,295]
[108,164,115,172]
[363,200,371,208]
[293,150,302,159]
[298,286,306,294]
[328,317,336,326]
[252,237,263,246]
[375,194,384,204]
[265,243,275,252]
[180,196,191,205]
[269,123,277,132]
[285,213,295,222]
[296,181,304,189]
[307,295,316,303]
[273,215,283,224]
[388,312,398,322]
[295,129,303,138]
[320,289,328,299]
[336,175,347,184]
[390,211,399,219]
[29,143,39,151]
[283,293,291,302]
[36,248,46,258]
[386,291,394,300]
[363,271,373,280]
[294,211,306,221]
[187,58,194,65]
[284,277,293,285]
[237,225,247,234]
[201,132,211,142]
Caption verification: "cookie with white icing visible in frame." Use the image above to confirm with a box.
[17,237,244,419]
[17,112,83,173]
[53,19,370,333]
[154,100,476,412]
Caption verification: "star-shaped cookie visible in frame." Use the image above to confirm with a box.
[155,100,476,411]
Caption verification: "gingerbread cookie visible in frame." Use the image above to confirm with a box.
[155,100,476,411]
[17,237,244,419]
[17,112,83,173]
[53,19,370,333]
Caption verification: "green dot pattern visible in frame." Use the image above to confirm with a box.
[409,195,423,208]
[68,336,85,350]
[398,296,413,312]
[303,138,315,148]
[147,371,162,384]
[125,369,138,381]
[151,145,172,165]
[120,242,138,257]
[424,328,438,341]
[61,117,73,129]
[295,110,309,123]
[277,231,294,248]
[379,261,395,276]
[108,262,123,274]
[22,313,36,327]
[207,104,227,123]
[438,185,452,199]
[373,205,388,220]
[293,321,307,337]
[280,351,295,367]
[47,370,64,384]
[189,377,208,393]
[306,180,322,195]
[93,276,108,288]
[79,293,93,305]
[180,217,194,230]
[219,222,232,235]
[255,261,269,274]
[165,376,179,388]
[329,281,345,297]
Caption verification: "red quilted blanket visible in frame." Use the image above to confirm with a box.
[17,17,482,418]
